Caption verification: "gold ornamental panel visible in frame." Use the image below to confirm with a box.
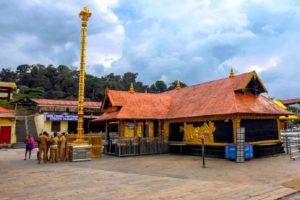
[181,121,216,144]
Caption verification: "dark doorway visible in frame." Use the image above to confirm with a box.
[169,123,184,141]
[68,121,77,134]
[241,119,279,142]
[213,120,234,143]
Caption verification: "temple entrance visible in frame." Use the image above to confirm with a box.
[169,123,184,141]
[68,121,77,134]
[0,126,11,144]
[108,122,119,139]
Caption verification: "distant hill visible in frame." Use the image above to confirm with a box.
[0,64,187,103]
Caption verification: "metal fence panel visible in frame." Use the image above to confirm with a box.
[281,132,300,160]
[104,137,169,157]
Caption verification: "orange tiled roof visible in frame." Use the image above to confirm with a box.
[281,98,300,105]
[32,99,101,109]
[94,71,291,121]
[0,106,14,113]
[0,106,15,118]
[104,91,171,119]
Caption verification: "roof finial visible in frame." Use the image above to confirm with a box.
[176,80,181,90]
[129,82,135,93]
[229,67,235,78]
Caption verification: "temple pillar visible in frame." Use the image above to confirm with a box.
[232,119,241,144]
[277,118,281,140]
[163,121,169,140]
[105,121,108,140]
[134,120,137,137]
[148,121,154,139]
[142,120,146,138]
[158,120,162,138]
[118,120,123,137]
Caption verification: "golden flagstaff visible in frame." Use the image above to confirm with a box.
[75,7,92,144]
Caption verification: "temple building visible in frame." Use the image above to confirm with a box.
[0,81,17,145]
[94,70,292,157]
[11,98,102,142]
[0,106,16,145]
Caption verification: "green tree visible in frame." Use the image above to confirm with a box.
[149,80,167,93]
[0,68,17,82]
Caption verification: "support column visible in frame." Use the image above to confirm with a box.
[133,120,137,137]
[118,120,122,137]
[277,118,281,141]
[158,120,162,138]
[142,120,146,138]
[105,121,108,140]
[232,119,241,144]
[149,121,154,139]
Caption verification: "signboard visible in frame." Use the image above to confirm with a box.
[45,114,78,121]
[127,123,135,129]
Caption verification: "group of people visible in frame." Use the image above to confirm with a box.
[24,132,67,164]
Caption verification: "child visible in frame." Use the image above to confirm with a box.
[24,135,32,160]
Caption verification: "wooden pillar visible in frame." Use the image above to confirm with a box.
[134,120,137,137]
[158,120,162,138]
[149,120,153,139]
[118,120,122,137]
[163,121,169,141]
[142,120,146,138]
[277,118,281,141]
[232,119,241,144]
[105,121,108,140]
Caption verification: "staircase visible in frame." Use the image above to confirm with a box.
[15,117,27,143]
[12,142,26,149]
[15,115,38,143]
[27,116,38,139]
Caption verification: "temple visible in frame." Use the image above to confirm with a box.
[94,70,292,157]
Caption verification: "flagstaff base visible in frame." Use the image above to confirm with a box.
[69,144,92,162]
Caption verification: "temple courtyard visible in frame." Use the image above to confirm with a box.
[1,149,300,200]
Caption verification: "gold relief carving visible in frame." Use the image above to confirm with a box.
[181,121,216,144]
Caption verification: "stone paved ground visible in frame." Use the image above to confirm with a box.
[0,149,300,200]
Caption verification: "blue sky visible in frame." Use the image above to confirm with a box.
[0,0,299,99]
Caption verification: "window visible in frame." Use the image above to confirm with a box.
[51,121,61,132]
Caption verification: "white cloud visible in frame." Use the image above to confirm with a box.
[1,0,300,99]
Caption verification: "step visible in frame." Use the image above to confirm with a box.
[12,143,26,149]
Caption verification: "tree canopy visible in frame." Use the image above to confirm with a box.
[0,64,187,102]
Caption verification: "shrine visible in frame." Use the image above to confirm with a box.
[0,82,16,146]
[94,70,291,157]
